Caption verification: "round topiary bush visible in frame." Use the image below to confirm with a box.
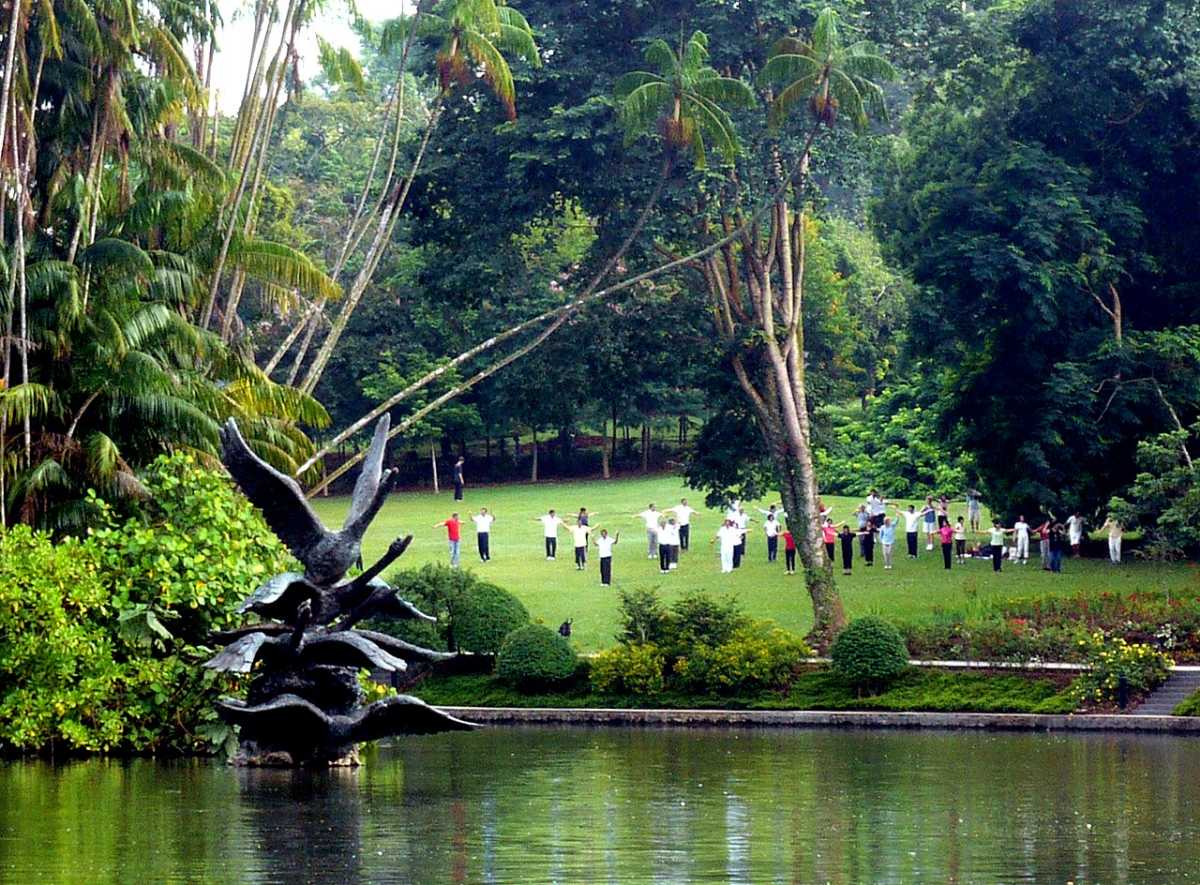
[451,582,530,655]
[830,616,909,693]
[496,624,578,691]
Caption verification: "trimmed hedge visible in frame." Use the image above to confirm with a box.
[497,625,578,690]
[831,617,909,693]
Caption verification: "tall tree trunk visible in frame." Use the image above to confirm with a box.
[430,443,439,493]
[600,419,611,479]
[641,423,649,473]
[530,428,538,482]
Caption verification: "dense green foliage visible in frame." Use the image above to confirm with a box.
[593,588,812,697]
[1174,690,1200,717]
[371,564,530,654]
[875,0,1200,520]
[1110,419,1200,559]
[830,617,910,692]
[0,452,292,755]
[496,624,579,690]
[88,452,294,645]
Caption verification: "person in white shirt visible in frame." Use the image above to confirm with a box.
[1066,513,1086,557]
[713,519,741,573]
[666,498,697,550]
[734,508,751,568]
[633,504,661,558]
[893,503,923,558]
[668,518,683,569]
[1013,516,1031,564]
[657,518,681,573]
[763,513,781,562]
[757,503,787,521]
[570,521,591,570]
[866,490,887,529]
[1102,516,1123,564]
[470,508,495,561]
[595,529,619,585]
[535,510,566,560]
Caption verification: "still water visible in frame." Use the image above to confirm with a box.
[2,726,1199,884]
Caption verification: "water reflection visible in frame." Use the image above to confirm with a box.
[2,728,1199,883]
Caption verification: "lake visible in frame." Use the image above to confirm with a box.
[3,726,1199,883]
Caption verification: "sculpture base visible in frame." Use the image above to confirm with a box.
[229,740,362,769]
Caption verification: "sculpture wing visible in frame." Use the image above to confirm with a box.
[216,694,335,742]
[209,622,292,645]
[355,629,456,665]
[204,632,274,674]
[238,572,312,614]
[301,632,409,673]
[359,578,438,622]
[347,695,478,742]
[220,418,326,559]
[344,414,390,531]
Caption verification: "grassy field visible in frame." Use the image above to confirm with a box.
[311,474,1198,652]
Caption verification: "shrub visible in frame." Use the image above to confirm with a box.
[1069,632,1172,706]
[496,625,578,691]
[669,592,747,653]
[452,582,530,655]
[674,623,812,695]
[830,617,910,693]
[0,526,124,753]
[88,452,293,645]
[1174,690,1200,716]
[616,587,671,645]
[590,644,666,696]
[371,564,529,655]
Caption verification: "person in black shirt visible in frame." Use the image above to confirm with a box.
[452,457,465,500]
[838,524,860,575]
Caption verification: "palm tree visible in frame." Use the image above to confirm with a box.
[614,30,756,168]
[758,8,894,131]
[421,0,540,120]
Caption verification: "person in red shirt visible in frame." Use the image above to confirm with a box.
[938,520,955,570]
[781,524,798,575]
[435,512,462,568]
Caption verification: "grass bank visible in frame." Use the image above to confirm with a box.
[411,668,1077,715]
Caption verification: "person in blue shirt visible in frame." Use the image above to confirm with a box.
[879,516,897,569]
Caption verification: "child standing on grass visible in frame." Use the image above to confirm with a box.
[1013,515,1031,564]
[596,529,618,586]
[782,524,798,575]
[954,517,967,563]
[939,520,955,570]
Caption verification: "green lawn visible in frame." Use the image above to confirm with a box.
[312,474,1196,652]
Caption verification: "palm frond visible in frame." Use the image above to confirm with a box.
[229,240,341,302]
[495,22,540,68]
[642,39,677,79]
[464,31,516,114]
[79,238,156,280]
[0,383,62,424]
